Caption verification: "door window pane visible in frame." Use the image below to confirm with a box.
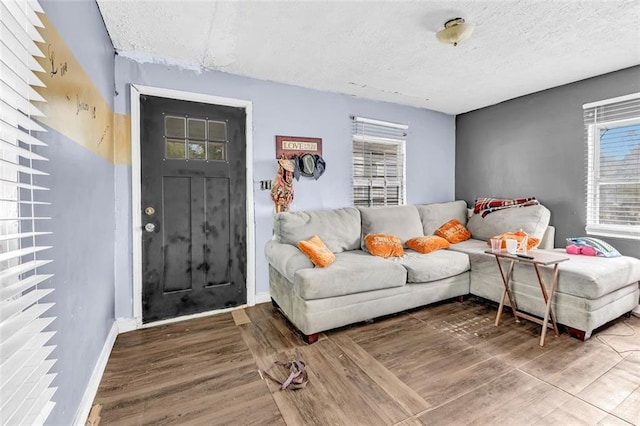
[208,121,226,141]
[165,116,185,138]
[208,142,225,160]
[188,118,206,140]
[166,139,186,159]
[188,142,206,160]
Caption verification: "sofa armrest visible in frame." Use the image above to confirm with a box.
[265,240,313,281]
[539,226,555,250]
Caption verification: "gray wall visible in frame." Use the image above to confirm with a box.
[113,56,456,318]
[456,66,640,258]
[39,1,116,424]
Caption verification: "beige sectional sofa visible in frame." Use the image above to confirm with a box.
[265,201,640,343]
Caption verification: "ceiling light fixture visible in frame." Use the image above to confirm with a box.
[436,17,474,46]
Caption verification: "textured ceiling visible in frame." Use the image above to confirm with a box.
[97,0,640,115]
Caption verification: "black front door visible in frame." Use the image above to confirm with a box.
[140,95,246,323]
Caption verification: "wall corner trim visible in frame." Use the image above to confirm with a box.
[117,318,139,334]
[72,321,119,426]
[255,292,271,304]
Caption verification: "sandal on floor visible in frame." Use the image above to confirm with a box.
[261,348,309,390]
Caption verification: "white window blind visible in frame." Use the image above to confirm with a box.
[1,1,58,425]
[584,93,640,240]
[351,116,407,207]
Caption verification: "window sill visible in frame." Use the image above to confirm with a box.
[586,225,640,241]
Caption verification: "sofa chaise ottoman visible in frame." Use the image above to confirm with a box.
[452,241,640,340]
[265,201,640,343]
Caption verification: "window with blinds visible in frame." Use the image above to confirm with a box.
[584,93,640,240]
[1,0,58,424]
[351,116,407,207]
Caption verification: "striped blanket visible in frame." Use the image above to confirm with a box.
[473,197,539,218]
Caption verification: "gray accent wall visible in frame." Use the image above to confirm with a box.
[456,66,640,258]
[39,1,116,425]
[113,57,456,318]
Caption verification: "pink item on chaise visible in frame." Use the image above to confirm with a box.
[565,244,598,256]
[566,244,581,255]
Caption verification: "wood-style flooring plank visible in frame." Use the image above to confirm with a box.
[297,339,408,425]
[418,370,536,425]
[408,355,513,407]
[138,373,282,426]
[244,302,278,323]
[344,312,427,343]
[595,316,640,354]
[546,345,624,395]
[419,369,568,425]
[231,308,252,325]
[264,344,363,425]
[356,322,470,370]
[331,333,431,416]
[393,416,424,426]
[473,323,564,367]
[596,414,634,426]
[408,298,472,323]
[532,397,619,426]
[611,384,640,425]
[239,317,355,425]
[520,340,623,394]
[577,353,640,413]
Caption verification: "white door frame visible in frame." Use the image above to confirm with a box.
[130,84,255,327]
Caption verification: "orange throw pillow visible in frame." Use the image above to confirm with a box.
[488,230,540,251]
[364,233,404,258]
[298,235,336,267]
[406,236,450,254]
[434,219,471,244]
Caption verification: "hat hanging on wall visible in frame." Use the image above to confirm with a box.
[293,153,326,180]
[299,153,316,177]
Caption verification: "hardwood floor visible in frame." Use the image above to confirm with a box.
[92,298,640,425]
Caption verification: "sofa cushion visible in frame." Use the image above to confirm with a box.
[364,233,404,258]
[399,250,470,283]
[359,205,424,248]
[435,219,472,244]
[274,207,361,253]
[298,235,336,267]
[406,235,450,254]
[294,250,407,300]
[416,200,468,235]
[466,204,550,242]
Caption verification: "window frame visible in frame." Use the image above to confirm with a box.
[585,114,640,240]
[351,128,407,207]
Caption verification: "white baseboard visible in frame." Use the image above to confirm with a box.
[255,291,271,304]
[72,321,119,426]
[117,318,139,333]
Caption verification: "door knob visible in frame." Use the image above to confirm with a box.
[144,223,156,232]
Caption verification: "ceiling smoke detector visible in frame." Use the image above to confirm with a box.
[436,17,474,46]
